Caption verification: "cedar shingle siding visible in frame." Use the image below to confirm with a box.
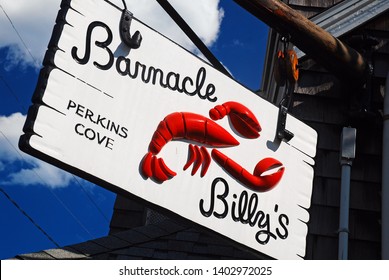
[285,0,388,259]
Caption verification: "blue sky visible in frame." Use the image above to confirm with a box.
[0,0,268,259]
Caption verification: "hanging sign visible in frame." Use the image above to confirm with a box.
[20,0,317,259]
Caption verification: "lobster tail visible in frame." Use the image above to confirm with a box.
[141,152,177,183]
[148,113,182,154]
[149,120,172,155]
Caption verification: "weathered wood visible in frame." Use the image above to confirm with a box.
[312,177,381,212]
[234,0,367,83]
[288,0,341,8]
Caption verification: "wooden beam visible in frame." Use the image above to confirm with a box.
[234,0,367,83]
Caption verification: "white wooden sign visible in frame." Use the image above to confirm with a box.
[20,0,317,259]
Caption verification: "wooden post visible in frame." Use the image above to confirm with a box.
[234,0,367,83]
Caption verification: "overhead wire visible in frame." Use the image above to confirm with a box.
[72,178,110,223]
[0,130,96,240]
[0,75,109,225]
[0,75,28,113]
[0,187,61,248]
[0,72,109,234]
[0,3,40,68]
[0,3,110,231]
[0,7,109,241]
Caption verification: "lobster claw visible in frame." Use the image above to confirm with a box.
[253,157,285,190]
[209,101,261,139]
[211,149,284,192]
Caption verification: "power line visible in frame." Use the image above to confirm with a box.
[0,3,110,227]
[0,74,110,230]
[0,187,61,248]
[0,3,40,68]
[0,74,28,112]
[0,130,95,240]
[72,178,110,223]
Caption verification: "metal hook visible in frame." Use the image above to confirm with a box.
[119,4,142,49]
[275,35,296,142]
[121,0,127,10]
[276,104,294,142]
[280,35,290,54]
[276,73,295,142]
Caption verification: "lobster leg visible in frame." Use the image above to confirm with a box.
[211,149,284,192]
[183,144,211,177]
[200,146,211,177]
[141,152,153,178]
[183,144,196,171]
[191,146,203,175]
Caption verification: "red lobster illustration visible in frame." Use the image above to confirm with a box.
[140,101,285,192]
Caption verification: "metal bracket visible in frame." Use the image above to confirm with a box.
[275,36,296,142]
[337,228,350,234]
[340,127,356,166]
[119,9,142,49]
[276,104,294,142]
[346,34,379,117]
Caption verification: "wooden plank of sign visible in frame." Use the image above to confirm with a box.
[20,0,318,260]
[50,0,317,160]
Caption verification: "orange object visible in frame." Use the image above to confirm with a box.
[274,49,299,85]
[286,49,299,83]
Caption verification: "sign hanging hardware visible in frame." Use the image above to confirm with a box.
[119,1,142,49]
[274,36,299,142]
[346,34,379,120]
[155,0,231,78]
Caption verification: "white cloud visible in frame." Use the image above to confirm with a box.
[0,0,224,68]
[126,0,224,51]
[5,164,74,188]
[0,0,60,68]
[0,113,74,188]
[0,113,25,162]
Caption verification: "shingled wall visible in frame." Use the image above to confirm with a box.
[282,0,388,259]
[288,0,344,18]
